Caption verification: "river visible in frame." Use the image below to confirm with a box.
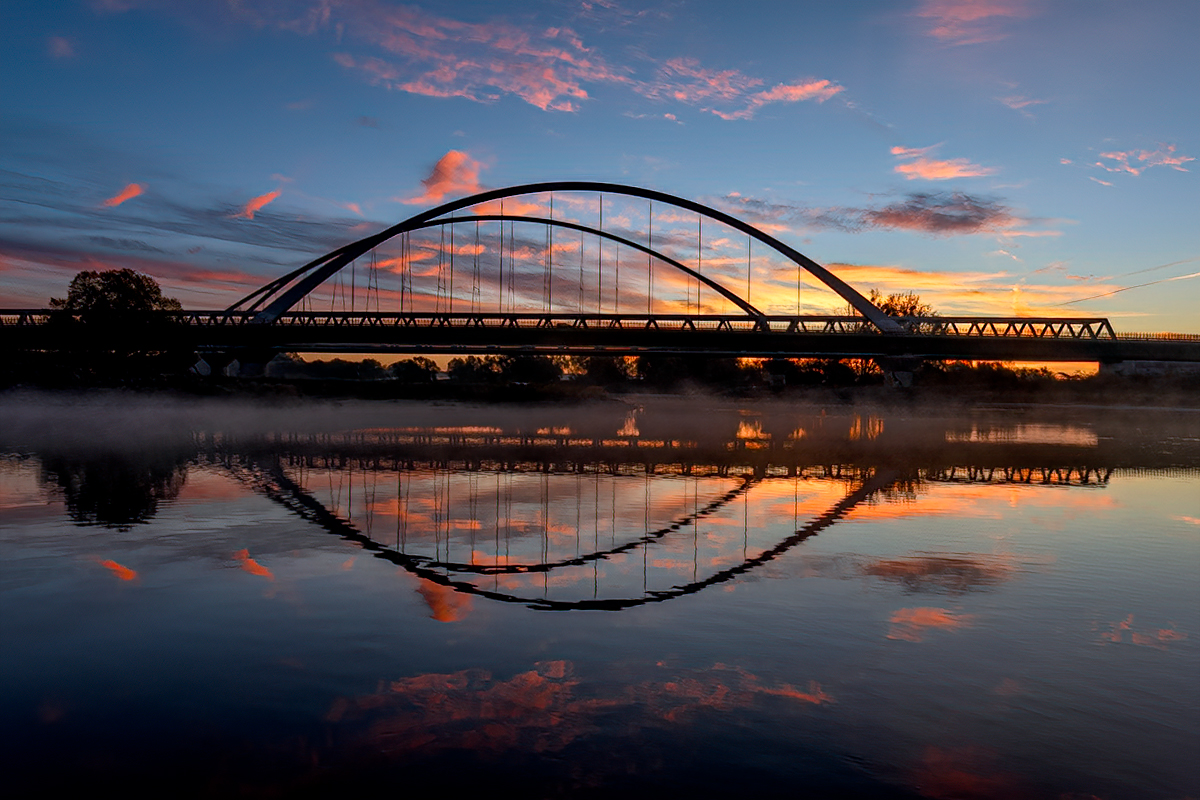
[2,392,1197,798]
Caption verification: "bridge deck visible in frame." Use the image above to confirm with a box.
[4,310,1199,362]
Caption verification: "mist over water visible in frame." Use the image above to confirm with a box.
[2,393,1197,798]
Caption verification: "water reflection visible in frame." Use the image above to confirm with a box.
[39,449,189,529]
[2,396,1197,798]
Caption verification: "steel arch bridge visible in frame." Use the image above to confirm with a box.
[227,180,906,333]
[5,180,1200,364]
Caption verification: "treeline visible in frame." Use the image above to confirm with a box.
[266,353,1080,392]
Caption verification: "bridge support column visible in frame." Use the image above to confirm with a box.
[876,356,922,388]
[194,351,234,378]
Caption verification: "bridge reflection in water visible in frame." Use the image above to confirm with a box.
[204,408,1117,612]
[6,396,1197,799]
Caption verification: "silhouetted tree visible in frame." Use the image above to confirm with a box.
[496,355,562,385]
[390,357,440,382]
[575,356,634,386]
[447,355,501,383]
[869,289,935,318]
[51,269,181,313]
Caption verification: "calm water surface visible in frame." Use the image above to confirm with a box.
[2,393,1197,798]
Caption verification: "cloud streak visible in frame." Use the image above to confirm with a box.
[235,189,281,220]
[715,190,1040,237]
[102,183,145,207]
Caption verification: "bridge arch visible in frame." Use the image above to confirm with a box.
[229,181,903,333]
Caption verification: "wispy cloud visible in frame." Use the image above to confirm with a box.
[1094,144,1194,176]
[308,4,627,112]
[47,36,76,59]
[102,182,145,207]
[892,144,998,180]
[240,2,841,120]
[235,189,281,220]
[715,190,1041,237]
[861,192,1019,233]
[915,0,1035,45]
[998,94,1048,118]
[402,150,483,205]
[705,80,843,120]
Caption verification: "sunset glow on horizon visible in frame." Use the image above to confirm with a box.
[2,1,1196,332]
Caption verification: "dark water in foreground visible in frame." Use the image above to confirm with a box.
[1,394,1197,798]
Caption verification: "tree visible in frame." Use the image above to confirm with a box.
[447,355,500,383]
[868,289,935,319]
[390,357,440,383]
[50,269,181,313]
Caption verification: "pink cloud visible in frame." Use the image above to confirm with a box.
[315,4,625,112]
[47,36,75,59]
[895,157,998,180]
[256,3,839,120]
[892,144,997,180]
[915,0,1035,45]
[706,79,843,120]
[890,144,939,159]
[235,189,281,220]
[1095,144,1194,176]
[645,57,763,103]
[102,183,145,207]
[403,150,483,205]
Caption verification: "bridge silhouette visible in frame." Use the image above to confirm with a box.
[4,181,1199,365]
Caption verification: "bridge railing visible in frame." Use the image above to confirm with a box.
[0,309,1134,341]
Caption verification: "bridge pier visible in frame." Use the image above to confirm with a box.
[876,356,922,388]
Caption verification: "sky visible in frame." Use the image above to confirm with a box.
[2,0,1198,332]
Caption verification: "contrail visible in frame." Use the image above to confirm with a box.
[1056,270,1200,306]
[1106,257,1198,280]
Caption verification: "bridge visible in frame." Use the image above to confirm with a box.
[4,181,1199,365]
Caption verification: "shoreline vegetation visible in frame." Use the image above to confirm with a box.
[4,352,1199,409]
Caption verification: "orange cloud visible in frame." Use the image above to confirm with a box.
[895,157,998,181]
[98,558,137,581]
[1095,144,1194,176]
[102,183,145,207]
[235,189,281,220]
[915,0,1035,45]
[233,548,274,580]
[887,607,973,641]
[403,150,483,205]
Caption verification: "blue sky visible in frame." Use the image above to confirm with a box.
[3,0,1197,331]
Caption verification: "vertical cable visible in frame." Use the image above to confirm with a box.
[473,218,481,314]
[597,195,603,315]
[746,237,752,306]
[649,200,655,315]
[697,215,703,316]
